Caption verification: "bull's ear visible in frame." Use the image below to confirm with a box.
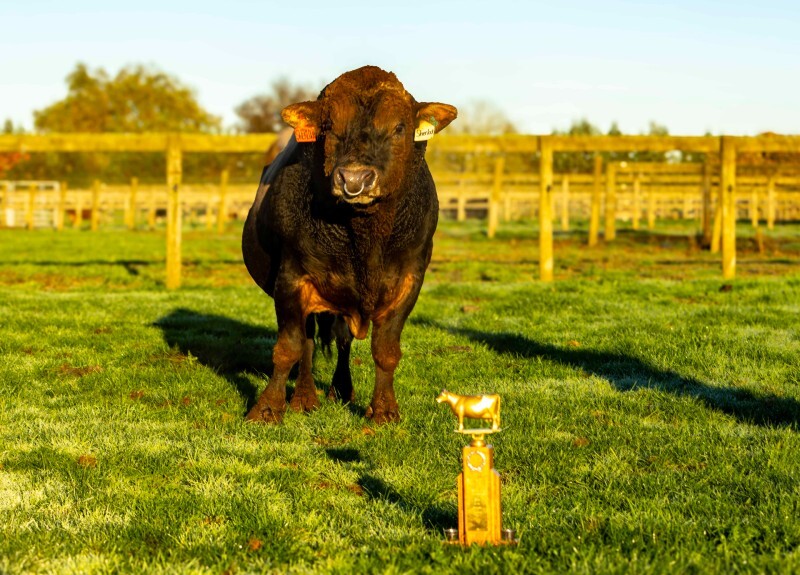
[281,101,321,143]
[415,103,457,141]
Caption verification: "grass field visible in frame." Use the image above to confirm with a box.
[1,219,800,574]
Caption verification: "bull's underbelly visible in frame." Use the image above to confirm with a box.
[297,273,417,339]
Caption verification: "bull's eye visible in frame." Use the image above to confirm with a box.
[320,119,333,135]
[393,123,406,137]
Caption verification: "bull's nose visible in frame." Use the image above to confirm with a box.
[336,167,378,197]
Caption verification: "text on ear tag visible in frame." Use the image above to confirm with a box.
[414,120,435,142]
[295,126,317,143]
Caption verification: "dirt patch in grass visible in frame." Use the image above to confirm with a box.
[57,363,103,377]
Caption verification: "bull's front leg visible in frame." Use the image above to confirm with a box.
[366,274,425,424]
[365,315,406,424]
[246,293,306,424]
[288,315,321,413]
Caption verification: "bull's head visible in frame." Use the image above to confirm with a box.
[281,66,457,206]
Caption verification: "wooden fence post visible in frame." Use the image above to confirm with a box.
[1,182,9,228]
[217,169,229,234]
[588,154,602,246]
[683,191,692,220]
[487,156,505,239]
[720,136,737,280]
[767,174,776,230]
[126,177,138,230]
[560,175,570,231]
[56,181,67,231]
[632,173,641,231]
[701,161,712,245]
[26,183,36,230]
[604,162,617,241]
[74,187,84,229]
[166,142,183,289]
[503,190,512,222]
[148,186,157,230]
[206,189,215,231]
[750,183,759,228]
[710,204,722,253]
[91,179,101,231]
[539,138,554,282]
[456,187,467,222]
[647,182,656,230]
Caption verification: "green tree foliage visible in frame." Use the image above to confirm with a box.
[11,64,242,185]
[34,63,220,133]
[553,118,602,137]
[235,78,318,133]
[0,119,27,177]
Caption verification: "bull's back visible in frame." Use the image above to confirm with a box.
[242,136,299,296]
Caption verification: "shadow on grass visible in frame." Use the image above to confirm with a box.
[412,319,800,429]
[153,308,278,412]
[357,474,457,533]
[152,309,362,416]
[326,448,361,463]
[0,259,243,276]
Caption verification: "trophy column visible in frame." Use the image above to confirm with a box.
[457,435,502,545]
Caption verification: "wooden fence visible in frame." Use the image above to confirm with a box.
[436,162,799,233]
[0,176,255,233]
[1,133,799,287]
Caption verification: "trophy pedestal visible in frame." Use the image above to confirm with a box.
[457,435,502,545]
[435,391,515,546]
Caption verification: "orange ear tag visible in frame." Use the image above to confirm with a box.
[295,125,317,143]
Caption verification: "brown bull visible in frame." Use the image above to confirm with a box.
[242,66,457,424]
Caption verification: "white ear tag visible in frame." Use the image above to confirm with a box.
[414,120,436,142]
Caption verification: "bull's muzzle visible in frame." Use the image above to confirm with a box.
[334,166,378,200]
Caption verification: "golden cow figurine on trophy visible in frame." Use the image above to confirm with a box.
[436,390,515,546]
[436,390,501,433]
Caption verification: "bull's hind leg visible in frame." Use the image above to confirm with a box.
[289,315,321,412]
[327,315,354,402]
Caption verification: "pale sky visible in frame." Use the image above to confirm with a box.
[1,0,798,135]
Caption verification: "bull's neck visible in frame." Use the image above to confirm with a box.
[347,199,398,283]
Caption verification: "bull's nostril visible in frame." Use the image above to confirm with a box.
[362,169,377,191]
[338,168,378,197]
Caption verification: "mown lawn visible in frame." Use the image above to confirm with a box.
[1,220,799,574]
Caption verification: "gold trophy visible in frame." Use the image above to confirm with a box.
[436,390,515,546]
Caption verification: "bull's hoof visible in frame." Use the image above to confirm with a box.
[365,405,400,424]
[326,384,355,403]
[327,370,354,403]
[289,389,320,413]
[245,402,286,424]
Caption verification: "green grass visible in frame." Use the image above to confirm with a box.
[1,220,800,574]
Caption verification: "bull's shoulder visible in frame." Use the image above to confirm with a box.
[388,160,438,253]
